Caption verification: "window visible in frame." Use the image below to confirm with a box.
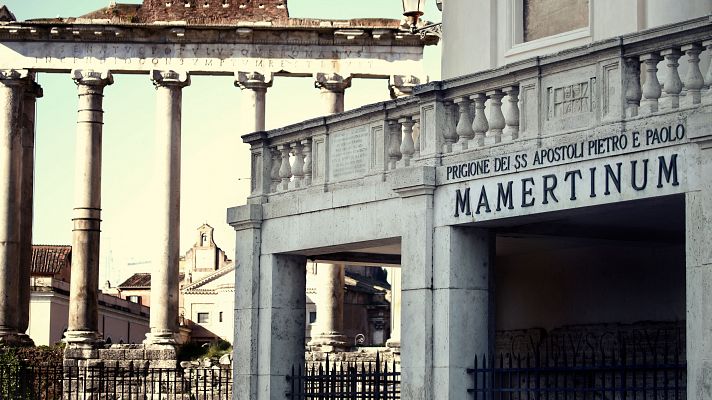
[197,312,209,323]
[309,312,317,324]
[127,295,141,304]
[219,312,223,323]
[522,0,588,42]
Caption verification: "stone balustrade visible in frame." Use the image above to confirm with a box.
[243,16,712,201]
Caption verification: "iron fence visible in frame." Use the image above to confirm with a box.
[0,364,232,400]
[287,353,400,400]
[468,339,687,399]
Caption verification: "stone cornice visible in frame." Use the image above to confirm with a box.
[226,204,263,231]
[391,166,436,198]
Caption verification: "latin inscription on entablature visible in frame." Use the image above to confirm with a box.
[329,125,370,182]
[542,65,597,133]
[0,42,424,77]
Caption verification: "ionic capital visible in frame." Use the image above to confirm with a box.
[235,71,273,91]
[389,75,421,99]
[151,70,190,89]
[314,72,352,93]
[0,69,29,86]
[23,80,43,100]
[72,69,113,88]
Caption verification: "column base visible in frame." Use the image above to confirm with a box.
[0,330,22,346]
[308,333,348,353]
[143,330,178,346]
[63,330,102,347]
[15,333,34,347]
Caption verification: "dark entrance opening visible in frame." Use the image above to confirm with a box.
[470,195,687,398]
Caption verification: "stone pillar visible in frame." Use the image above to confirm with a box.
[17,78,42,344]
[432,226,493,398]
[236,72,272,133]
[228,204,306,400]
[144,70,190,346]
[686,124,712,399]
[308,263,347,351]
[65,69,113,346]
[0,69,26,344]
[385,267,401,352]
[314,73,352,114]
[392,166,436,400]
[389,75,421,99]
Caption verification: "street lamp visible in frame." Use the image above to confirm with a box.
[401,0,442,38]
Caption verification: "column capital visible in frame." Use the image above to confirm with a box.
[389,75,421,99]
[23,80,43,100]
[0,69,29,85]
[314,72,352,93]
[235,71,273,91]
[227,204,263,231]
[151,70,190,88]
[72,69,113,87]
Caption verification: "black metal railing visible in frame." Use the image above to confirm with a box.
[287,353,400,400]
[0,364,232,400]
[468,340,687,399]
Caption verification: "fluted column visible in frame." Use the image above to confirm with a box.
[0,69,26,344]
[308,263,347,352]
[145,70,190,346]
[65,69,113,346]
[17,78,42,345]
[386,267,401,352]
[236,72,272,133]
[314,73,352,114]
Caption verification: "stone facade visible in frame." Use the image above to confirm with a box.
[136,0,289,24]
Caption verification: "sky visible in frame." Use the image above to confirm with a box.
[3,0,442,285]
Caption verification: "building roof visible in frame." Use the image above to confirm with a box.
[0,5,16,22]
[118,272,185,288]
[31,245,71,276]
[182,263,235,293]
[345,271,390,295]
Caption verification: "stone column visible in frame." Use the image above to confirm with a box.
[314,73,352,114]
[0,69,26,344]
[236,72,272,133]
[687,127,712,399]
[389,75,421,99]
[432,226,493,398]
[229,204,306,400]
[145,70,190,346]
[308,263,347,351]
[65,69,113,346]
[17,78,42,344]
[385,267,401,352]
[392,166,436,400]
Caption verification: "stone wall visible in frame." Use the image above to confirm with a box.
[136,0,289,24]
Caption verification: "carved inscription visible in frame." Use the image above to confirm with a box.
[329,126,370,181]
[547,78,596,119]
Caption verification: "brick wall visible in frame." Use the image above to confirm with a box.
[136,0,289,24]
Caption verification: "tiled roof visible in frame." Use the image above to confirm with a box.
[31,245,71,276]
[118,272,185,288]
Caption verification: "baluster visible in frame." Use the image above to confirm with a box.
[486,90,505,144]
[442,101,459,153]
[502,86,520,141]
[412,114,421,159]
[640,53,662,114]
[704,40,712,102]
[453,96,475,150]
[661,49,683,109]
[302,139,312,186]
[278,144,292,191]
[387,120,402,170]
[471,93,489,147]
[291,141,304,188]
[682,44,704,105]
[624,57,642,117]
[270,147,281,193]
[399,117,415,167]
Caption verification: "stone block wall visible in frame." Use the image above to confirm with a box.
[136,0,289,24]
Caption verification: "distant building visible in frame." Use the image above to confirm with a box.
[29,245,150,346]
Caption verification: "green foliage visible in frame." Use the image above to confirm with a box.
[178,339,232,361]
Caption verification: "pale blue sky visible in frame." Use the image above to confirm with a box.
[3,0,441,285]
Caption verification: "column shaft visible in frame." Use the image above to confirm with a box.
[386,267,401,350]
[236,72,271,133]
[17,80,41,343]
[146,70,189,345]
[0,70,26,342]
[308,263,347,350]
[66,69,112,345]
[314,73,351,116]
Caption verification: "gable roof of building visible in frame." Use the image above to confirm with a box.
[118,272,186,289]
[0,5,16,22]
[182,263,235,293]
[31,245,72,276]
